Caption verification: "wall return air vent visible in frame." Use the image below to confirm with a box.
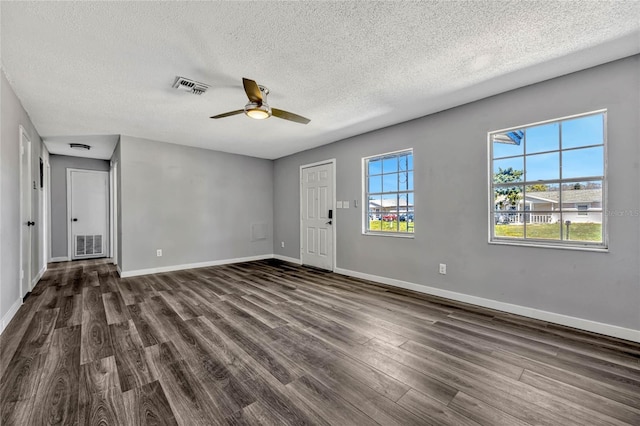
[75,234,103,257]
[172,76,210,95]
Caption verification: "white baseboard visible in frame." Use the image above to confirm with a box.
[334,267,640,343]
[273,254,302,265]
[31,265,47,289]
[116,265,123,277]
[0,298,22,335]
[119,254,274,278]
[50,256,69,263]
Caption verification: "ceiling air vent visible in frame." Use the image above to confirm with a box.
[172,76,210,95]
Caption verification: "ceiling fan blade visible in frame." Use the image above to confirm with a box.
[272,108,310,124]
[210,109,244,119]
[242,78,263,104]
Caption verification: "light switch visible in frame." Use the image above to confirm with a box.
[336,201,343,209]
[343,201,349,209]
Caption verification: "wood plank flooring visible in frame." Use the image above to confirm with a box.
[1,258,639,425]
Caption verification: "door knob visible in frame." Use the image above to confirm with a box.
[72,218,78,222]
[326,220,332,225]
[27,221,35,226]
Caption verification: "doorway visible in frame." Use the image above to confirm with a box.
[19,126,32,297]
[300,160,335,271]
[67,169,109,260]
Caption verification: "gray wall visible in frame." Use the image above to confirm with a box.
[274,56,640,330]
[49,154,110,259]
[1,69,45,326]
[119,136,273,273]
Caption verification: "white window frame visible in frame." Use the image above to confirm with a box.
[362,149,414,238]
[488,110,608,251]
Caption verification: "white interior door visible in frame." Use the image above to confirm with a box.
[300,162,334,270]
[68,169,109,260]
[20,127,32,296]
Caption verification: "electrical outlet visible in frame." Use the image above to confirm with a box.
[281,241,285,248]
[156,249,162,257]
[439,263,446,275]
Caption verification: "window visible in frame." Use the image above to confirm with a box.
[489,111,606,249]
[364,149,414,235]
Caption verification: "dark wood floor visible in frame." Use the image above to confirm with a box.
[1,259,639,425]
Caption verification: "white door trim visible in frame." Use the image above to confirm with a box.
[110,160,118,265]
[66,168,110,260]
[19,125,32,297]
[299,159,337,271]
[47,160,53,262]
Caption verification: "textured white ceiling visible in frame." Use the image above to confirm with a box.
[2,2,639,160]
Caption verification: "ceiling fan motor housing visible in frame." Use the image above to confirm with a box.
[245,85,271,119]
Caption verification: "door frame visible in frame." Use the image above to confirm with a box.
[40,149,50,275]
[299,159,337,271]
[66,168,110,260]
[19,125,32,297]
[47,159,52,262]
[110,160,118,266]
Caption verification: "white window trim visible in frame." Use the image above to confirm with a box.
[362,148,415,237]
[487,109,608,251]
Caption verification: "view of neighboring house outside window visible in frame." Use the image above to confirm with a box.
[364,149,414,235]
[489,111,606,249]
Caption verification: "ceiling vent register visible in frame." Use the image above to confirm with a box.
[172,76,210,95]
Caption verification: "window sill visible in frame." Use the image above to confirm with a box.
[489,239,608,252]
[363,232,415,239]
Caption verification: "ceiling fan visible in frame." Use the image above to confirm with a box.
[210,78,310,124]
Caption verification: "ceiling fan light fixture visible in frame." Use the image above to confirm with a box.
[244,103,271,120]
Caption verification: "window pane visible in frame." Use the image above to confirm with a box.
[492,130,524,158]
[562,146,603,179]
[398,171,412,191]
[381,194,398,212]
[368,195,382,220]
[397,205,408,232]
[379,194,398,232]
[368,175,381,194]
[561,181,603,212]
[398,193,409,211]
[382,173,398,193]
[368,215,382,231]
[494,185,523,211]
[525,221,561,240]
[561,182,603,243]
[398,154,413,171]
[493,214,524,238]
[562,213,603,243]
[368,158,382,175]
[526,122,559,154]
[524,183,560,219]
[562,114,604,149]
[383,156,398,173]
[526,152,559,181]
[407,193,414,209]
[493,157,523,184]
